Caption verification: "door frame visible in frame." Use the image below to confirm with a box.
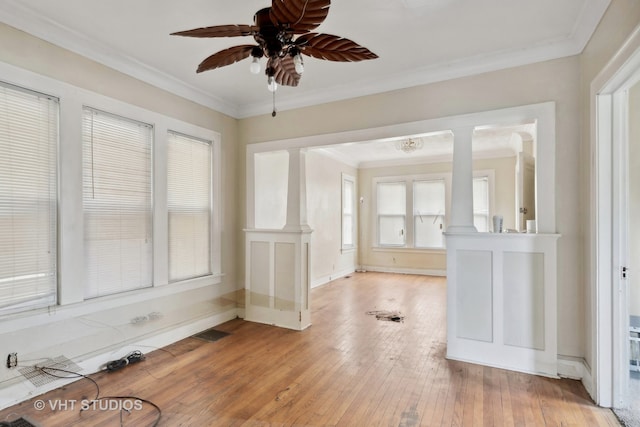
[592,24,640,408]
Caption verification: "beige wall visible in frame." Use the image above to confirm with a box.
[0,22,240,385]
[240,54,583,358]
[306,151,358,284]
[579,0,640,372]
[357,156,516,272]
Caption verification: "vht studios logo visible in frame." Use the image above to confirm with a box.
[34,399,143,412]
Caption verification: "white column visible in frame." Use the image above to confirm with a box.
[283,148,311,231]
[448,126,477,233]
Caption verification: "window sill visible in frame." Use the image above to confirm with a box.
[341,247,357,254]
[372,246,445,255]
[0,273,225,331]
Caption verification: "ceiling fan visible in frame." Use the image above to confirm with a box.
[171,0,378,114]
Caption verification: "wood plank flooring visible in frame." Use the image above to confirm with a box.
[0,273,621,426]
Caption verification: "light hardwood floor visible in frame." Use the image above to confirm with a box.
[0,273,621,426]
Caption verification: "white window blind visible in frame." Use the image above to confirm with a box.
[342,176,355,248]
[473,176,489,232]
[82,108,153,298]
[0,83,58,314]
[167,131,212,282]
[377,181,406,246]
[413,179,446,248]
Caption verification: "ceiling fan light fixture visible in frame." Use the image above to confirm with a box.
[267,75,278,92]
[250,56,261,74]
[293,53,304,74]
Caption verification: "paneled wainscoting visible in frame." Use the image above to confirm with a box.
[0,273,619,426]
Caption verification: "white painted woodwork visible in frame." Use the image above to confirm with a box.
[445,232,560,377]
[456,250,493,342]
[284,148,311,232]
[245,229,312,330]
[448,126,478,233]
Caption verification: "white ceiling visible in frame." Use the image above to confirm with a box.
[314,121,536,167]
[0,0,610,118]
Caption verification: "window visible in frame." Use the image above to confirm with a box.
[82,108,153,298]
[473,176,490,232]
[377,181,406,246]
[413,179,446,248]
[167,131,212,282]
[342,174,356,249]
[0,83,58,314]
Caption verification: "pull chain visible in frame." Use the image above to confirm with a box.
[272,89,277,117]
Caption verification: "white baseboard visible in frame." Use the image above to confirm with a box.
[359,265,446,277]
[557,355,594,400]
[0,308,237,411]
[557,355,587,380]
[311,268,355,288]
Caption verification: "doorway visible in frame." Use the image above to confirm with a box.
[593,27,640,419]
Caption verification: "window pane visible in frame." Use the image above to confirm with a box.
[342,178,355,247]
[415,215,444,248]
[0,83,58,313]
[473,177,489,232]
[377,182,405,215]
[474,214,489,232]
[83,108,153,298]
[343,214,353,246]
[168,132,212,282]
[414,180,445,214]
[379,215,405,246]
[414,180,445,248]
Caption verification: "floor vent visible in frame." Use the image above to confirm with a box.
[192,328,230,343]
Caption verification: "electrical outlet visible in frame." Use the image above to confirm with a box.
[6,353,17,368]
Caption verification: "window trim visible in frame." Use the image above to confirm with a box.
[341,173,356,251]
[0,81,59,315]
[373,173,452,250]
[82,106,155,299]
[473,169,496,233]
[167,130,214,283]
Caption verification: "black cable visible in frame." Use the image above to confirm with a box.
[33,363,161,426]
[105,350,145,372]
[36,365,100,401]
[95,395,162,427]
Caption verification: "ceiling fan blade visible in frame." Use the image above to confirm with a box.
[269,57,301,87]
[171,24,258,38]
[197,45,256,73]
[270,0,331,33]
[296,33,378,62]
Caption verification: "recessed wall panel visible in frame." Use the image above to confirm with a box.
[250,241,271,308]
[456,250,493,342]
[503,251,545,350]
[275,242,296,311]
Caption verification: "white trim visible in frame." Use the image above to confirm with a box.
[591,22,640,408]
[0,308,237,411]
[557,355,588,380]
[359,266,446,277]
[0,0,608,119]
[246,102,556,235]
[341,173,357,251]
[240,0,609,118]
[311,268,356,289]
[0,0,239,118]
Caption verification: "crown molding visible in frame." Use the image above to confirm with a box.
[0,0,610,119]
[0,0,241,118]
[239,0,610,118]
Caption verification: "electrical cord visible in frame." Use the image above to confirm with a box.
[105,350,145,372]
[33,362,162,426]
